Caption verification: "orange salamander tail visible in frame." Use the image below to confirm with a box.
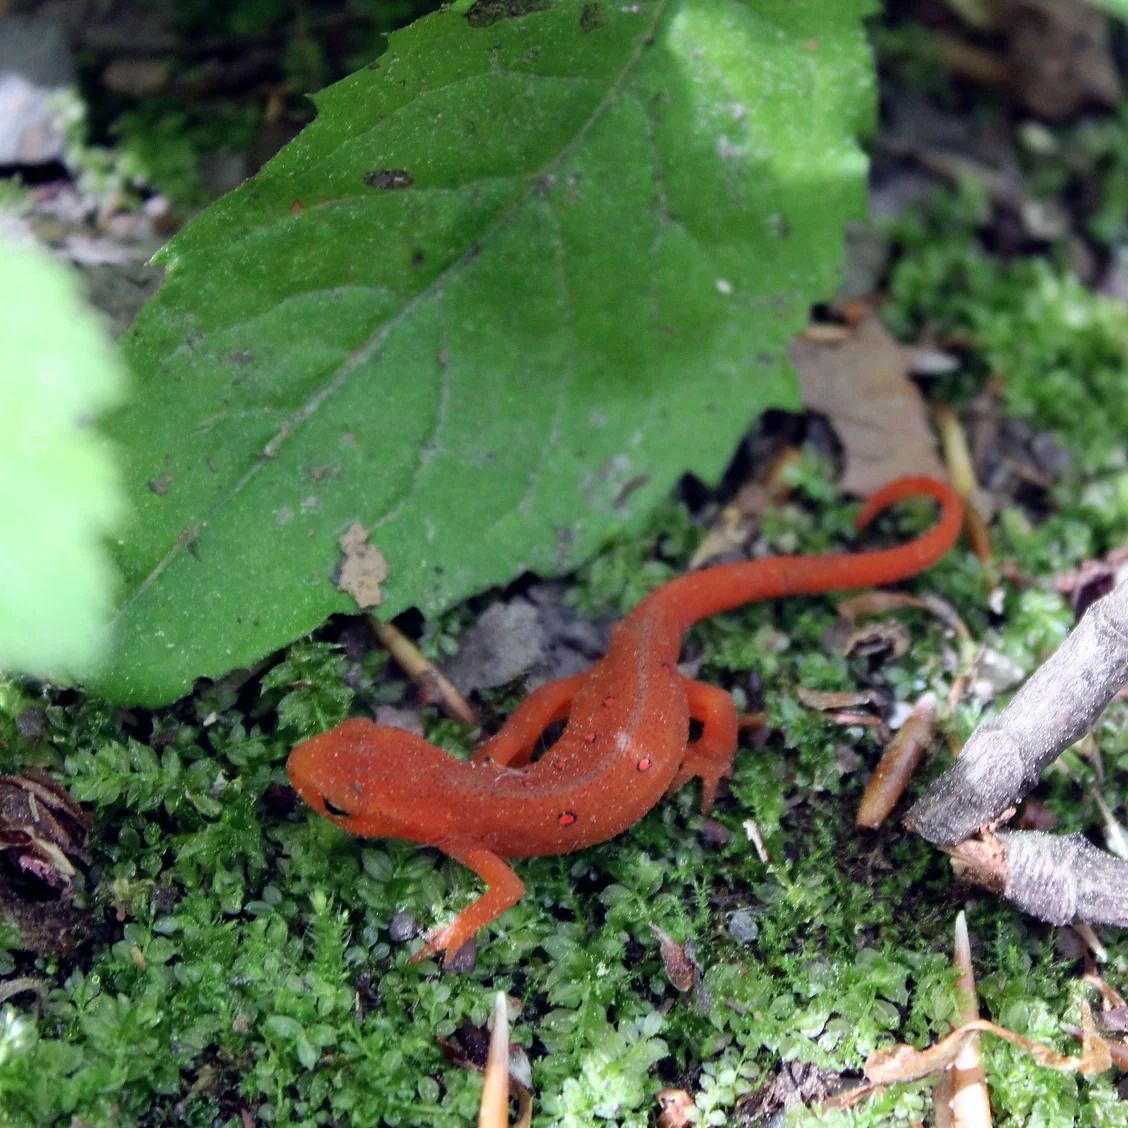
[637,476,964,633]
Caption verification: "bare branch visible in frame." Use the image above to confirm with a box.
[908,580,1128,845]
[946,831,1128,928]
[1000,831,1128,927]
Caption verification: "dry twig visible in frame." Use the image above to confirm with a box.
[907,579,1128,926]
[909,580,1128,845]
[478,992,532,1128]
[371,618,479,726]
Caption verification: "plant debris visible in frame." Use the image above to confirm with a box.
[0,769,94,954]
[791,317,947,496]
[336,522,389,609]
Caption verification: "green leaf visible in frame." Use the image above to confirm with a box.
[96,0,875,704]
[0,240,125,680]
[1090,0,1128,19]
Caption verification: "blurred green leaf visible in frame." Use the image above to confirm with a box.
[0,241,125,680]
[1090,0,1128,19]
[96,0,875,704]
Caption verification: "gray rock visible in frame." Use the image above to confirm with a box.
[0,15,75,164]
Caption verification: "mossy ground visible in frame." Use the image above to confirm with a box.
[5,12,1128,1128]
[3,268,1128,1122]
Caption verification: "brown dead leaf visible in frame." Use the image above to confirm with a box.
[1003,0,1120,121]
[656,1088,696,1128]
[739,1061,843,1120]
[796,686,885,713]
[0,888,92,954]
[0,769,91,886]
[842,620,912,661]
[0,770,94,954]
[1082,971,1128,1016]
[1073,971,1128,1066]
[836,590,972,643]
[866,1003,1111,1086]
[1067,1024,1128,1071]
[791,318,946,497]
[838,591,931,620]
[651,925,698,993]
[1098,1008,1128,1035]
[103,58,173,96]
[1054,552,1125,618]
[796,686,890,731]
[856,693,937,830]
[337,522,389,609]
[827,712,886,730]
[438,1019,489,1071]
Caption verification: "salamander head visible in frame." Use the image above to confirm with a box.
[287,717,457,843]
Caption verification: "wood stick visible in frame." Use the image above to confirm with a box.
[944,830,1128,927]
[908,580,1128,845]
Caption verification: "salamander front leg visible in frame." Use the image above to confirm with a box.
[472,673,587,768]
[667,679,739,814]
[409,843,526,965]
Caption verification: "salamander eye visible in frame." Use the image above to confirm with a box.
[323,797,351,818]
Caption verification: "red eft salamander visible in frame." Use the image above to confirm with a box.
[288,477,962,963]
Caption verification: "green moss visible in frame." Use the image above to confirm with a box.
[568,498,697,617]
[885,192,1128,493]
[4,102,1127,1128]
[2,419,1120,1126]
[1023,105,1128,247]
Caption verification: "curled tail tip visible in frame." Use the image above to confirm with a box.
[854,476,962,534]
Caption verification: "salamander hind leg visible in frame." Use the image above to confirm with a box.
[409,844,526,965]
[667,679,739,815]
